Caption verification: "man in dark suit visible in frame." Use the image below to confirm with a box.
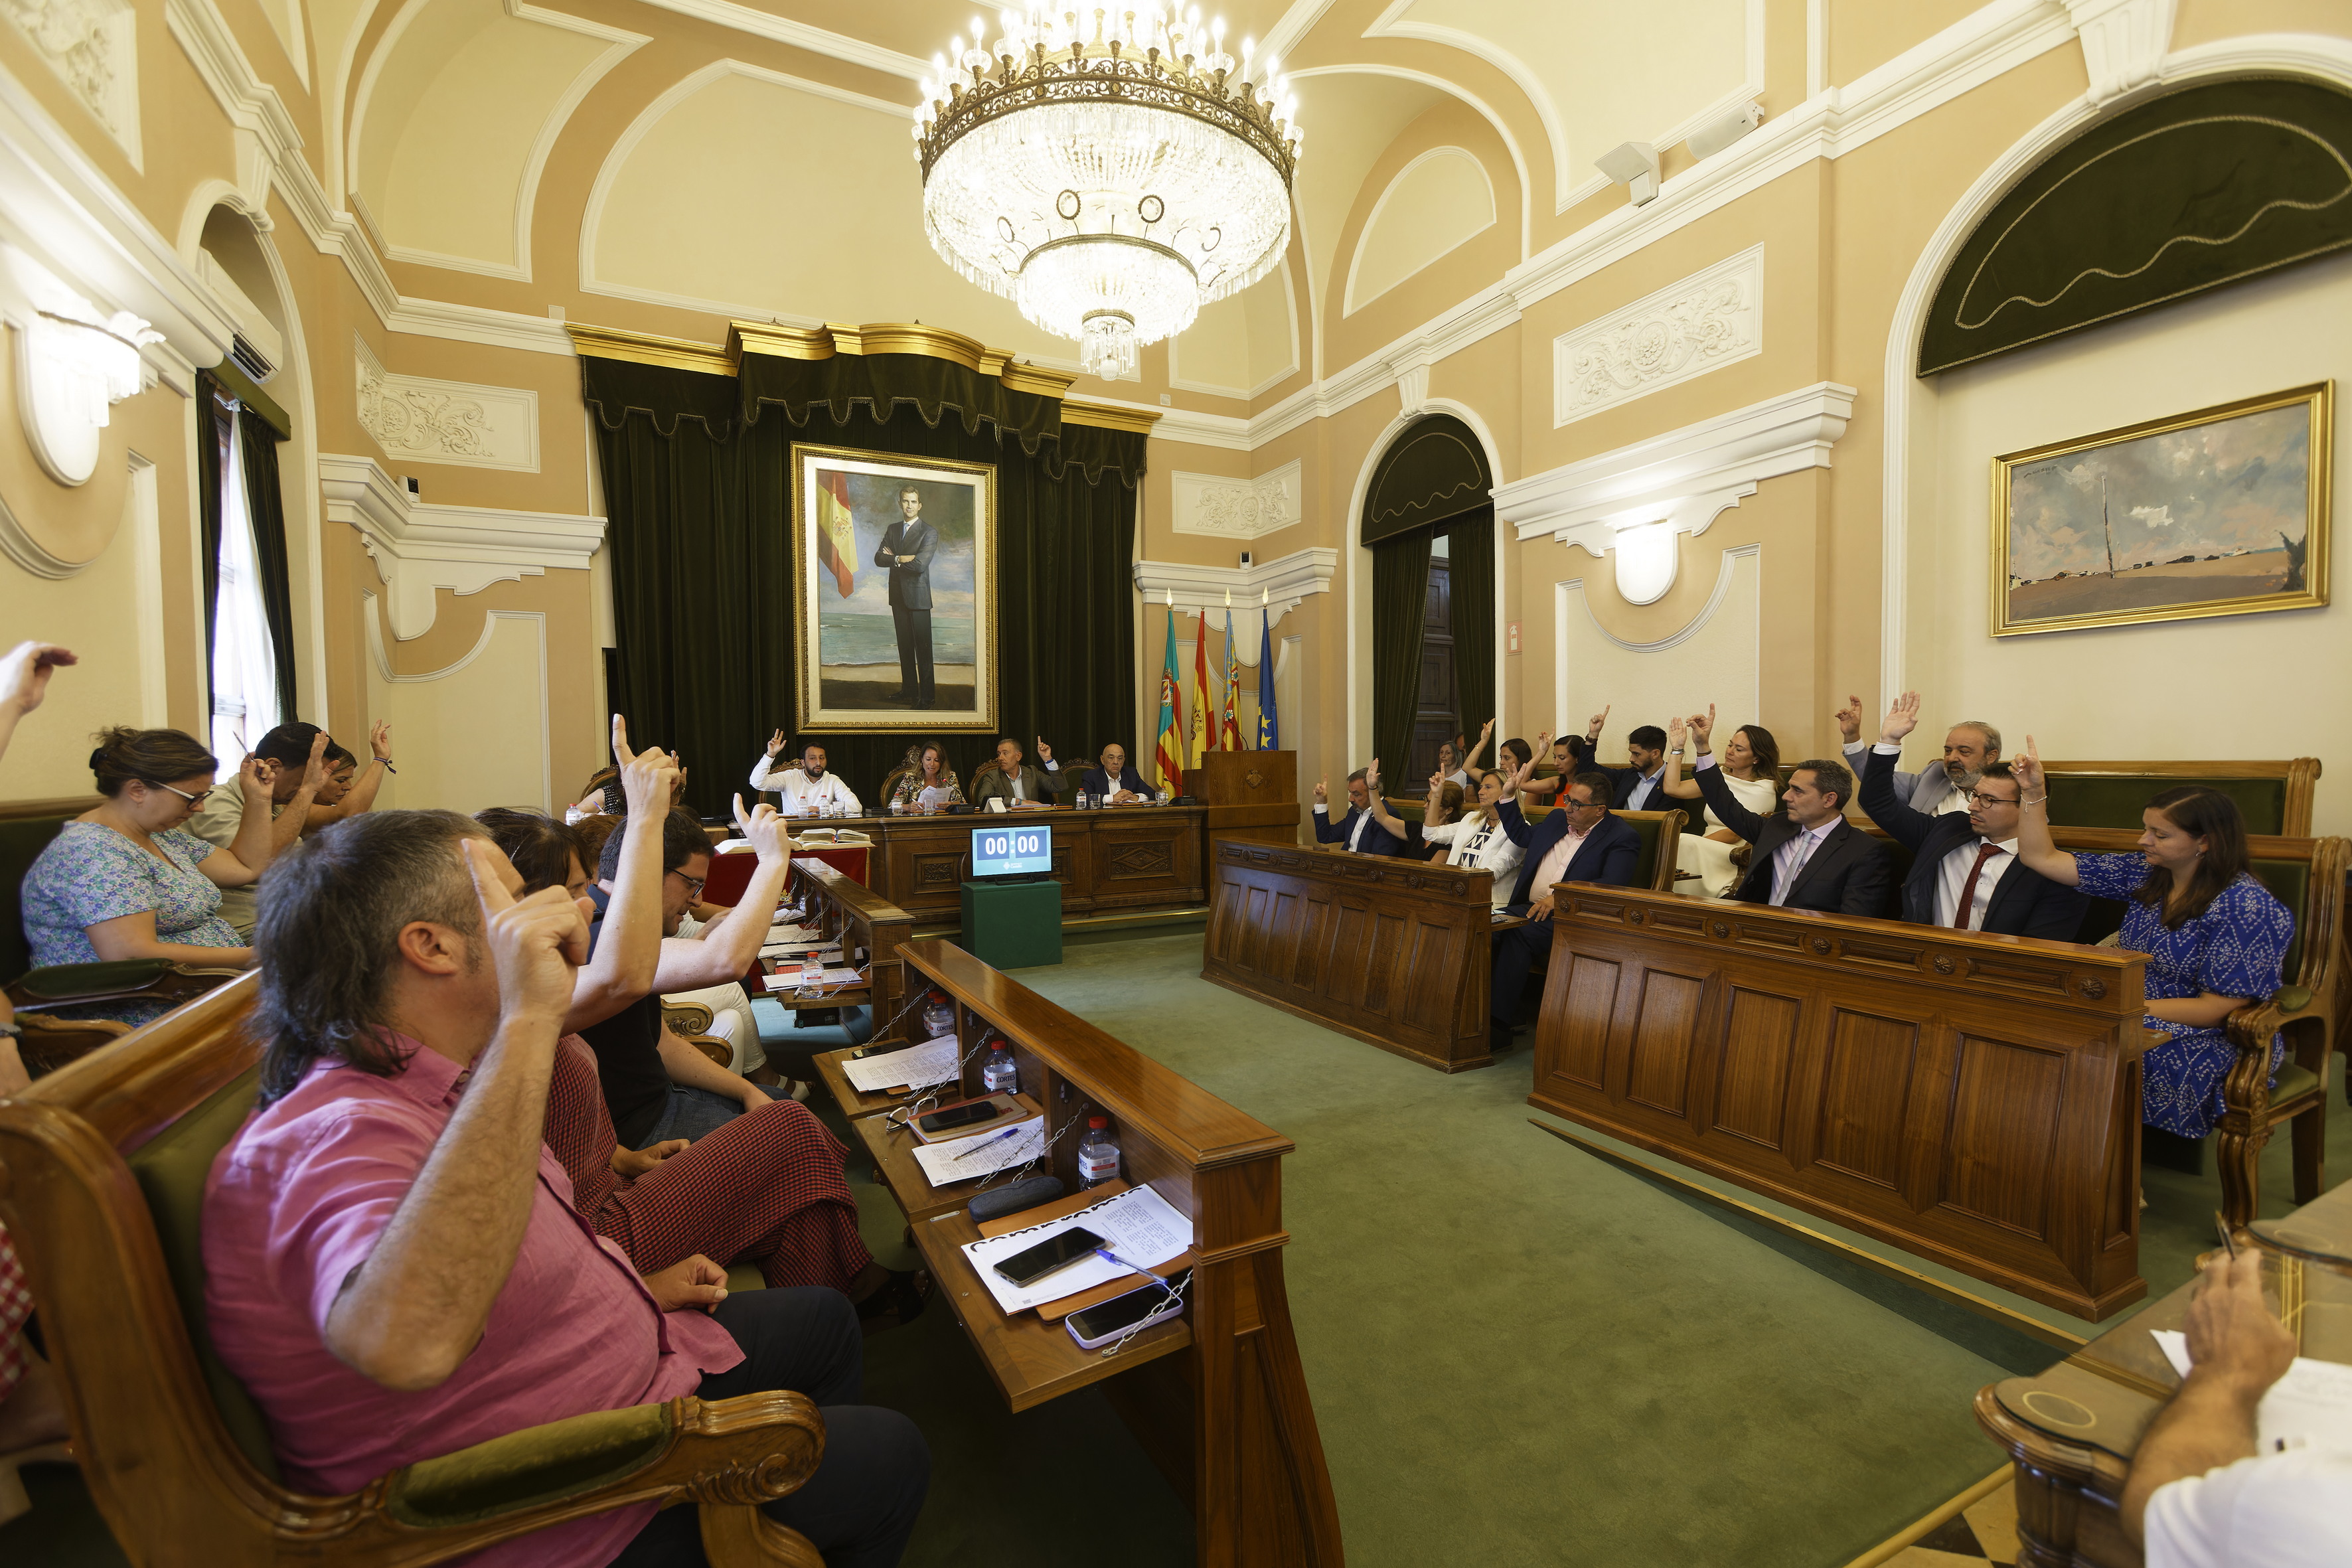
[1312,767,1410,856]
[1858,699,2088,940]
[969,736,1070,809]
[1580,705,1675,810]
[1487,768,1644,1053]
[874,484,938,708]
[1079,742,1151,803]
[1689,706,1891,916]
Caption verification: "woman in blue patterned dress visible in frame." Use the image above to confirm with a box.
[20,727,294,1024]
[2010,740,2295,1137]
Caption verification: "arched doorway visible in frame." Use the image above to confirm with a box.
[1361,414,1494,781]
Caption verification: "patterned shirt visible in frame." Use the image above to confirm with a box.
[21,823,244,1021]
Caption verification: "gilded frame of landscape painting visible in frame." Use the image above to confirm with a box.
[1992,382,2331,638]
[789,442,998,732]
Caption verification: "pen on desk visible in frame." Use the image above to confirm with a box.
[1093,1247,1168,1285]
[951,1125,1031,1162]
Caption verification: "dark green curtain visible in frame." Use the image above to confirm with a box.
[236,404,300,724]
[582,353,1142,817]
[1371,530,1433,780]
[1446,505,1494,740]
[195,370,226,670]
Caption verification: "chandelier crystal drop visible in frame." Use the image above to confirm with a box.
[915,5,1304,380]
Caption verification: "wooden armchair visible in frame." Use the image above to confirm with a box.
[661,1000,736,1068]
[0,973,829,1566]
[2053,826,2347,1229]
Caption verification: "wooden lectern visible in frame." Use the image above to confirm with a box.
[1193,749,1299,850]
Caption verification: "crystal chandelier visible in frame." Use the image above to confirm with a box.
[915,6,1303,381]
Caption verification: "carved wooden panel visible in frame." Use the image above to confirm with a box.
[1529,886,2152,1319]
[1204,842,1496,1072]
[1109,842,1174,880]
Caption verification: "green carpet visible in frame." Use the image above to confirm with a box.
[5,927,2343,1567]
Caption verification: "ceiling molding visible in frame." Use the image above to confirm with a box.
[321,452,603,640]
[1134,546,1338,625]
[1342,145,1498,317]
[625,0,927,81]
[566,321,732,376]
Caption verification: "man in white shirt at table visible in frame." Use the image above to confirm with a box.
[748,733,862,817]
[2120,1244,2352,1567]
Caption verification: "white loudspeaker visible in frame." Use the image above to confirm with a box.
[1239,550,1253,568]
[1686,101,1764,161]
[1594,141,1661,205]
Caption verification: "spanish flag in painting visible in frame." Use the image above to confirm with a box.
[815,469,858,597]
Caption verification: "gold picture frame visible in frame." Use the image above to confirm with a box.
[789,443,998,732]
[1992,381,2330,637]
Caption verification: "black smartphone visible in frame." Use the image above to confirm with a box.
[917,1101,1002,1135]
[1067,1269,1192,1342]
[992,1225,1107,1287]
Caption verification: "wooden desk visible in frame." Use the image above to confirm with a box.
[868,805,1207,923]
[1528,886,2154,1319]
[1201,839,1498,1072]
[1975,1184,2352,1566]
[870,939,1344,1566]
[779,855,911,1038]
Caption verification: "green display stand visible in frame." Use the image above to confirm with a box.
[959,878,1063,969]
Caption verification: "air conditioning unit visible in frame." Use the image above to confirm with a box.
[196,249,283,379]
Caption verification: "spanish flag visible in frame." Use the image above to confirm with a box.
[1190,611,1214,765]
[1219,608,1246,751]
[1154,608,1183,794]
[815,471,857,597]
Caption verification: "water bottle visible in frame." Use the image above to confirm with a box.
[921,989,954,1040]
[1077,1116,1121,1188]
[982,1040,1018,1095]
[799,950,823,995]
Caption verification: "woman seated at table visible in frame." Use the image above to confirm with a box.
[20,727,310,1022]
[2009,744,2296,1141]
[885,738,963,811]
[1420,769,1525,912]
[1657,716,1780,897]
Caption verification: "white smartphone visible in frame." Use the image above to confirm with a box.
[1064,1270,1190,1350]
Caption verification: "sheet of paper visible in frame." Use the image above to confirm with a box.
[909,1115,1044,1188]
[961,1184,1193,1314]
[760,967,864,992]
[760,941,843,961]
[2152,1330,2352,1454]
[842,1034,959,1094]
[917,785,951,808]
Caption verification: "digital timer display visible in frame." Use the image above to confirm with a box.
[970,826,1052,877]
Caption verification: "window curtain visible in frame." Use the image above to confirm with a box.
[1446,505,1495,745]
[236,404,300,726]
[582,354,1142,817]
[1370,530,1433,782]
[195,370,226,670]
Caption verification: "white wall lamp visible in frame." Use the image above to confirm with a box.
[1595,141,1661,206]
[0,245,160,486]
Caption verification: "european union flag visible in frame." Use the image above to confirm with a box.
[1255,607,1278,749]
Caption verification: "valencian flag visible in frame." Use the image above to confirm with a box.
[1190,609,1214,765]
[1256,606,1278,749]
[814,470,858,596]
[1219,608,1245,751]
[1154,607,1184,793]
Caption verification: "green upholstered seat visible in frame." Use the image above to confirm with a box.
[2274,1062,2322,1106]
[727,1261,764,1294]
[124,1067,283,1482]
[0,813,69,981]
[2047,775,2289,835]
[2246,858,2310,984]
[1623,814,1663,890]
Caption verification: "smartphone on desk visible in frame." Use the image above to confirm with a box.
[1066,1269,1191,1349]
[993,1225,1107,1288]
[915,1094,1017,1138]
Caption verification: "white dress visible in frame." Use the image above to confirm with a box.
[1423,815,1526,911]
[1675,772,1780,897]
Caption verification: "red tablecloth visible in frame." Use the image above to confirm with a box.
[702,843,870,905]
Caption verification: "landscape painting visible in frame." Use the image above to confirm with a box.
[1992,382,2331,637]
[790,443,996,731]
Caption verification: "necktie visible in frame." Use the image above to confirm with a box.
[1953,841,2003,929]
[1774,831,1818,905]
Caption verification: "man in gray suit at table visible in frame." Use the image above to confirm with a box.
[876,483,938,709]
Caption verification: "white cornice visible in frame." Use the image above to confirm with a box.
[629,0,926,80]
[1133,546,1338,625]
[319,453,604,639]
[385,296,576,354]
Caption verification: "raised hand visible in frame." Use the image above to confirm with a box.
[2015,736,2045,799]
[1428,767,1445,795]
[1313,775,1329,805]
[1834,694,1864,744]
[1689,704,1716,747]
[1667,715,1687,751]
[1585,705,1610,741]
[236,751,274,803]
[612,716,678,817]
[297,731,331,795]
[735,793,791,866]
[1479,718,1495,738]
[1880,690,1922,745]
[368,720,392,762]
[765,729,787,759]
[1366,757,1381,793]
[640,1254,728,1314]
[462,837,590,1029]
[1036,736,1054,763]
[0,641,74,716]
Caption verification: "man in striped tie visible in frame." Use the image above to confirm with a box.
[1689,704,1893,915]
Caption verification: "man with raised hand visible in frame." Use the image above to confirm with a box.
[1836,692,2001,817]
[1691,704,1892,916]
[1311,765,1410,856]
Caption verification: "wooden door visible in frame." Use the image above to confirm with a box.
[1410,559,1456,783]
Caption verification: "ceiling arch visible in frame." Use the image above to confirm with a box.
[1345,144,1496,314]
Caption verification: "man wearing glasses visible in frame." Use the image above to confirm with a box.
[582,801,797,1148]
[1486,751,1645,1054]
[1859,693,2089,939]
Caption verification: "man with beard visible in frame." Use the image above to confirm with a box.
[1835,692,2000,817]
[749,735,862,817]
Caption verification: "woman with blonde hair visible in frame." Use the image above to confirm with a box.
[886,737,963,811]
[1419,767,1524,912]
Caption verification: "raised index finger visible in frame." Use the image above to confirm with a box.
[461,837,518,917]
[611,713,634,766]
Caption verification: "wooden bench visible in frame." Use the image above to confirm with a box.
[0,974,831,1566]
[1802,757,2321,835]
[773,854,911,1032]
[852,938,1345,1565]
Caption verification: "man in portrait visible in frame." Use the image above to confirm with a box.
[876,483,938,708]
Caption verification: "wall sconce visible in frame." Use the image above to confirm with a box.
[1,246,160,487]
[1610,519,1679,605]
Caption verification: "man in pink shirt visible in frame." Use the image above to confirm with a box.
[202,809,926,1567]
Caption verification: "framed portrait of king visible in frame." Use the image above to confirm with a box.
[791,444,998,732]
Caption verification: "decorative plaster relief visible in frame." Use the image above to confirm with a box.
[1169,459,1301,541]
[1554,244,1762,427]
[354,335,540,472]
[1,0,140,165]
[2067,0,2176,106]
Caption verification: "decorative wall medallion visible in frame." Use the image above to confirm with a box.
[1933,956,1956,975]
[1245,769,1265,789]
[1626,910,1644,925]
[1109,842,1173,880]
[1,0,140,163]
[2081,978,2107,999]
[1170,459,1302,539]
[354,335,540,472]
[917,857,962,888]
[1553,244,1762,426]
[1811,937,1832,954]
[1711,921,1729,937]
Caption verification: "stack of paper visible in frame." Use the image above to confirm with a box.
[761,940,844,962]
[962,1185,1193,1314]
[842,1035,960,1094]
[909,1116,1044,1187]
[761,966,864,993]
[2152,1330,2352,1454]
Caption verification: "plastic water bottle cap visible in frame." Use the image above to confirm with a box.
[1088,1115,1107,1128]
